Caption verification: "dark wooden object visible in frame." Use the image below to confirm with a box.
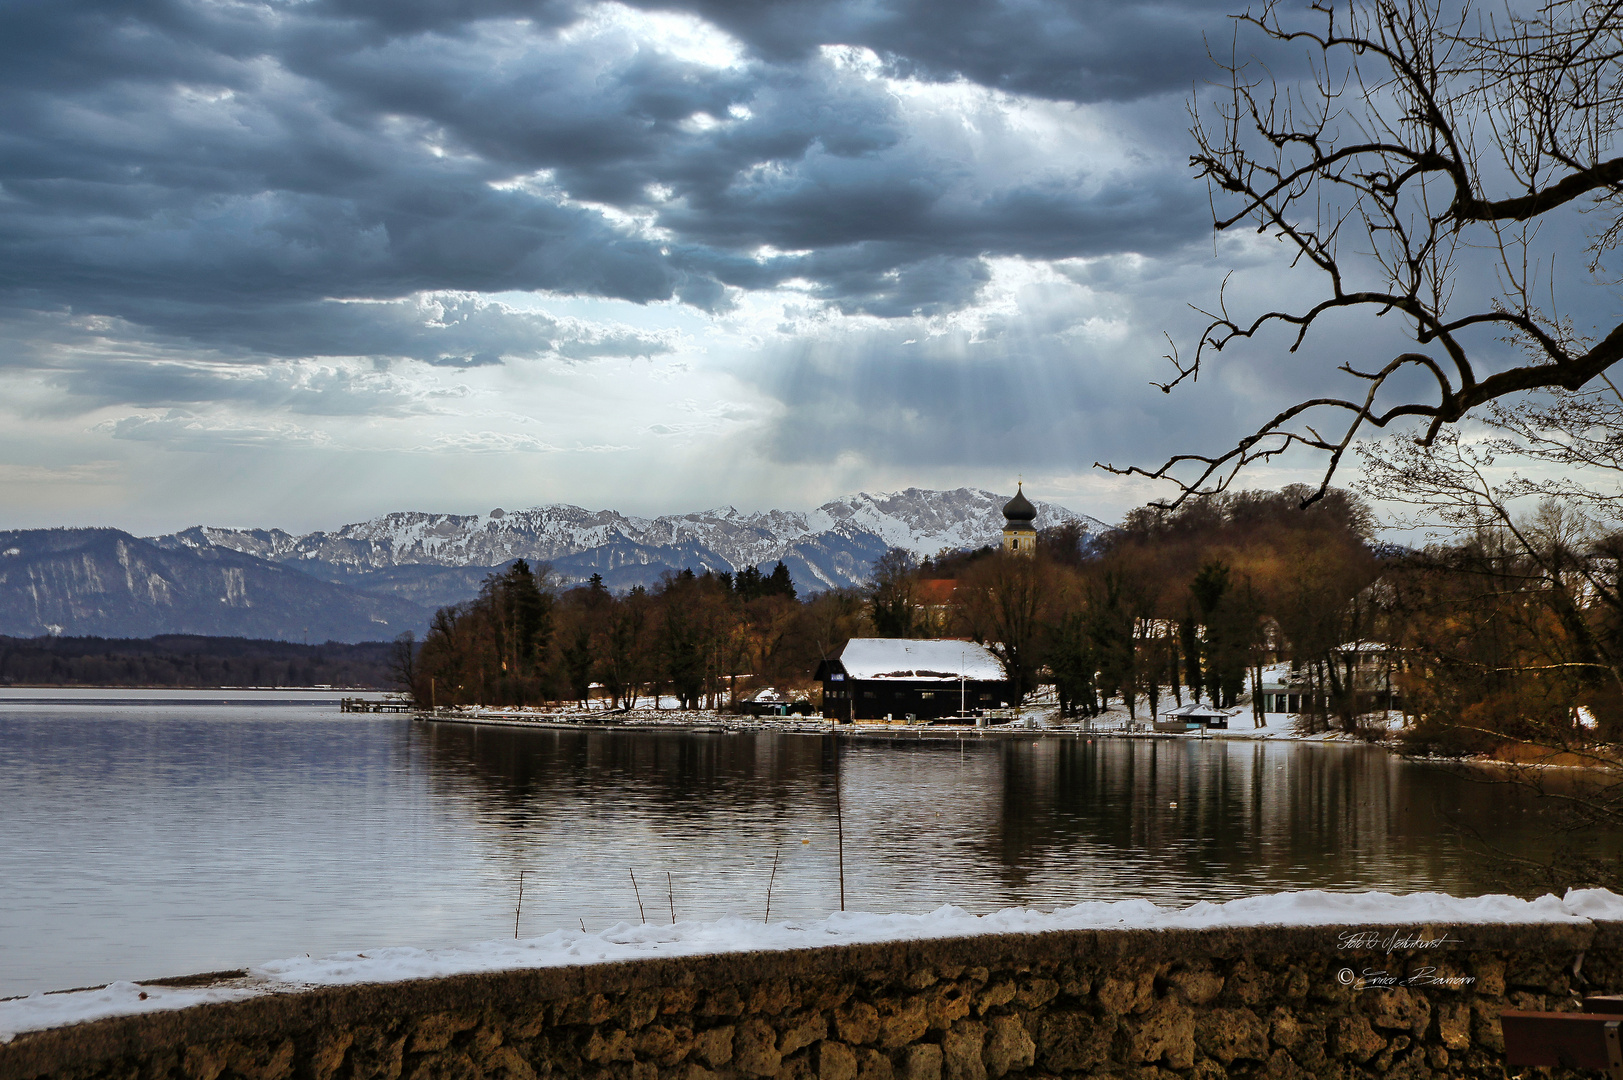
[1503,999,1623,1078]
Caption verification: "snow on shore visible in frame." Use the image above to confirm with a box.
[5,888,1623,1044]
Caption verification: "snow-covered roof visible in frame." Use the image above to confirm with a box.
[1163,702,1241,718]
[837,638,1005,681]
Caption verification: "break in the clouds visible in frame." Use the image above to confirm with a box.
[0,0,1388,531]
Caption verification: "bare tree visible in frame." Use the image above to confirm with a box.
[1105,0,1623,503]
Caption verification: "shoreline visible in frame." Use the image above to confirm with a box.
[411,707,1378,745]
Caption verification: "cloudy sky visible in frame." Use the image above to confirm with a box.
[0,0,1603,534]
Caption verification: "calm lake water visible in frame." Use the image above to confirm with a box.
[0,689,1605,997]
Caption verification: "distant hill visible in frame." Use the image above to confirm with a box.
[154,487,1110,600]
[0,529,428,642]
[0,634,398,688]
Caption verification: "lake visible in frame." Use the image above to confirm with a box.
[0,689,1604,997]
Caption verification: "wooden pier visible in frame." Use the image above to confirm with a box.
[340,697,412,713]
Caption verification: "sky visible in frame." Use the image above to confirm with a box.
[0,0,1612,535]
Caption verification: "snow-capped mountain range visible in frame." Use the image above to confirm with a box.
[0,490,1108,642]
[155,488,1109,602]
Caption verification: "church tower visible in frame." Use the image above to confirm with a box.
[1001,483,1037,556]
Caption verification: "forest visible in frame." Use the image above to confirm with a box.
[0,635,397,688]
[407,463,1623,775]
[406,485,1385,724]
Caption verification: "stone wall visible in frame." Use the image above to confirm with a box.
[4,921,1621,1080]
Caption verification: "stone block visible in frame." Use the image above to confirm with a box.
[584,1031,634,1065]
[1471,956,1505,997]
[1166,968,1224,1006]
[402,1051,479,1080]
[810,983,855,1013]
[1469,999,1504,1053]
[747,981,795,1018]
[974,982,1015,1015]
[983,1015,1035,1076]
[1267,1008,1301,1051]
[634,1024,694,1066]
[1035,1010,1112,1073]
[877,998,929,1049]
[1095,968,1155,1016]
[465,1026,503,1059]
[1330,1016,1383,1064]
[778,1051,816,1080]
[662,988,701,1016]
[926,984,973,1031]
[510,1010,549,1041]
[1360,987,1430,1037]
[855,1048,894,1080]
[1280,966,1309,999]
[779,1014,829,1058]
[1263,1048,1310,1080]
[940,1020,986,1080]
[349,1027,409,1080]
[1194,1007,1268,1064]
[182,1043,229,1080]
[899,1044,942,1080]
[903,970,938,990]
[309,1031,356,1080]
[1221,961,1271,1006]
[814,1040,858,1080]
[1127,1001,1193,1071]
[701,988,745,1018]
[476,1046,538,1080]
[734,1019,782,1078]
[835,1002,880,1046]
[1012,980,1058,1010]
[693,1026,735,1069]
[1434,1000,1470,1051]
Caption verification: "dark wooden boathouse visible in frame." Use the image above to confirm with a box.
[816,637,1010,723]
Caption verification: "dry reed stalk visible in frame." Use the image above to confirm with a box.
[764,843,781,923]
[630,868,646,922]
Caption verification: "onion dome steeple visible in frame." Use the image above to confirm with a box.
[1001,481,1037,555]
[1002,483,1036,525]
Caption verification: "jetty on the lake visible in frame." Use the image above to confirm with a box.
[339,697,411,713]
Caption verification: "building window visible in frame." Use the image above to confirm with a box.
[863,691,875,699]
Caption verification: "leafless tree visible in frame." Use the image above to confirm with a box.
[1105,0,1623,504]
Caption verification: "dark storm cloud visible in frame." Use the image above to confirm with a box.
[615,0,1229,103]
[0,0,1233,389]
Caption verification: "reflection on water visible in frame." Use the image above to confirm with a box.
[0,691,1608,997]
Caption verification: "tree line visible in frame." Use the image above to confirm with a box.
[404,559,868,710]
[404,486,1389,723]
[864,486,1382,728]
[0,635,397,688]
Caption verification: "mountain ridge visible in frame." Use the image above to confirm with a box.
[0,490,1111,642]
[153,487,1109,598]
[0,528,426,642]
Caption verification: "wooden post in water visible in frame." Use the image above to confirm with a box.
[834,733,845,912]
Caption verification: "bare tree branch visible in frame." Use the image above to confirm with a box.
[1103,0,1623,506]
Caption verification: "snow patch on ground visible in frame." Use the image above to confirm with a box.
[5,889,1622,1044]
